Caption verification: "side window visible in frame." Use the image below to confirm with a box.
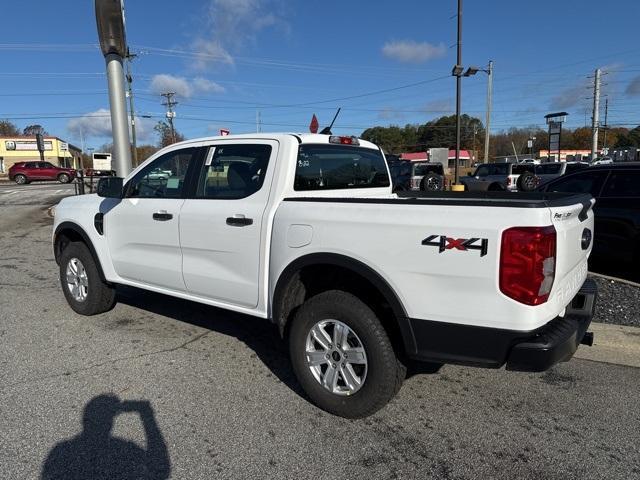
[538,164,561,174]
[565,163,587,174]
[196,144,271,199]
[475,165,490,177]
[493,164,509,175]
[126,148,196,198]
[601,172,640,197]
[546,171,607,196]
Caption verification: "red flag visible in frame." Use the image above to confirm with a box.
[309,114,319,134]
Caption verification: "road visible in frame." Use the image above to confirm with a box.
[0,181,76,206]
[0,188,638,480]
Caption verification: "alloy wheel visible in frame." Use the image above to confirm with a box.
[305,319,368,395]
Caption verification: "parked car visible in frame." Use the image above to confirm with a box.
[84,168,115,177]
[591,157,613,165]
[535,161,589,187]
[461,162,537,192]
[410,161,445,191]
[387,158,412,192]
[53,133,596,418]
[8,161,76,184]
[537,163,640,279]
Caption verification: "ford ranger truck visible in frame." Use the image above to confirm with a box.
[52,133,596,418]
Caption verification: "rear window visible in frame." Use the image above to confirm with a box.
[601,171,640,197]
[512,164,535,175]
[537,163,562,174]
[565,163,588,174]
[294,144,390,191]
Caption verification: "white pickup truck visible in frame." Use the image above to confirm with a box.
[53,133,597,418]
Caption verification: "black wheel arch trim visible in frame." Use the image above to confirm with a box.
[272,252,417,355]
[53,222,108,283]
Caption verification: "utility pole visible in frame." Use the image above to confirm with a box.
[125,49,138,166]
[483,60,493,163]
[161,92,178,144]
[256,109,262,133]
[591,68,601,161]
[602,97,609,151]
[454,0,463,184]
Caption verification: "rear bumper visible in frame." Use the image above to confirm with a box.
[506,279,596,371]
[407,279,597,371]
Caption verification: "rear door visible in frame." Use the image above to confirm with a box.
[594,170,640,263]
[179,140,278,308]
[39,162,58,180]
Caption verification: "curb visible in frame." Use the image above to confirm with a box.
[588,271,640,288]
[574,322,640,368]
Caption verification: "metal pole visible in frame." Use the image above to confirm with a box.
[602,98,608,150]
[105,53,132,177]
[126,52,138,166]
[454,0,462,184]
[591,68,601,161]
[483,60,493,163]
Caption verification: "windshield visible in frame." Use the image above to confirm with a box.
[294,144,390,191]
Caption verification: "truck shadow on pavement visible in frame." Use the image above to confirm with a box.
[113,286,442,399]
[115,285,306,397]
[41,394,170,480]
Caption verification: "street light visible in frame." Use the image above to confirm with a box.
[95,0,132,177]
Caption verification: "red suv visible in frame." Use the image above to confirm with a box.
[8,161,76,184]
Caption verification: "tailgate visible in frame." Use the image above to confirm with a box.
[547,196,595,311]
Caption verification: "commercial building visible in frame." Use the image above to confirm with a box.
[0,136,82,175]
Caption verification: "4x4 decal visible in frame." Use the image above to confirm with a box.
[422,235,488,257]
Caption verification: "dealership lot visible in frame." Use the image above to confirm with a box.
[0,189,639,479]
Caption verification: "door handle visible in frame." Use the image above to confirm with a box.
[226,215,253,227]
[152,211,173,221]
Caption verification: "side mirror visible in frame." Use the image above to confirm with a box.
[97,176,124,198]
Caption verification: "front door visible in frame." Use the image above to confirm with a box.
[180,141,277,308]
[105,146,201,291]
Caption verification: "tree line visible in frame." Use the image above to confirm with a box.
[361,115,640,159]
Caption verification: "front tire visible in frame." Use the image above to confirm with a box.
[58,173,71,184]
[289,290,405,418]
[59,241,116,315]
[14,174,27,185]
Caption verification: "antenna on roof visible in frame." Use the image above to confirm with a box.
[320,107,341,135]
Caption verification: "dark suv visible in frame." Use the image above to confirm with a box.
[8,161,76,184]
[537,163,640,280]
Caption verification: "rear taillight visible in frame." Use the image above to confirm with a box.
[507,177,512,186]
[499,226,556,306]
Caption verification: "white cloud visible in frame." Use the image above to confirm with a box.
[67,109,112,138]
[150,74,193,98]
[382,41,446,64]
[377,107,406,121]
[192,77,225,94]
[149,74,225,98]
[190,0,288,70]
[423,98,453,113]
[627,76,640,96]
[550,83,587,110]
[67,109,155,142]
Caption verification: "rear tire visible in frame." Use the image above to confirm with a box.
[14,174,27,185]
[289,290,405,418]
[58,173,71,184]
[59,241,116,315]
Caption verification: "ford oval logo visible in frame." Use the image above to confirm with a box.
[581,228,592,250]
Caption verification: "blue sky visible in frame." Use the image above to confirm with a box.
[1,0,640,149]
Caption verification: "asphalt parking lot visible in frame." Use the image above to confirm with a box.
[1,184,639,479]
